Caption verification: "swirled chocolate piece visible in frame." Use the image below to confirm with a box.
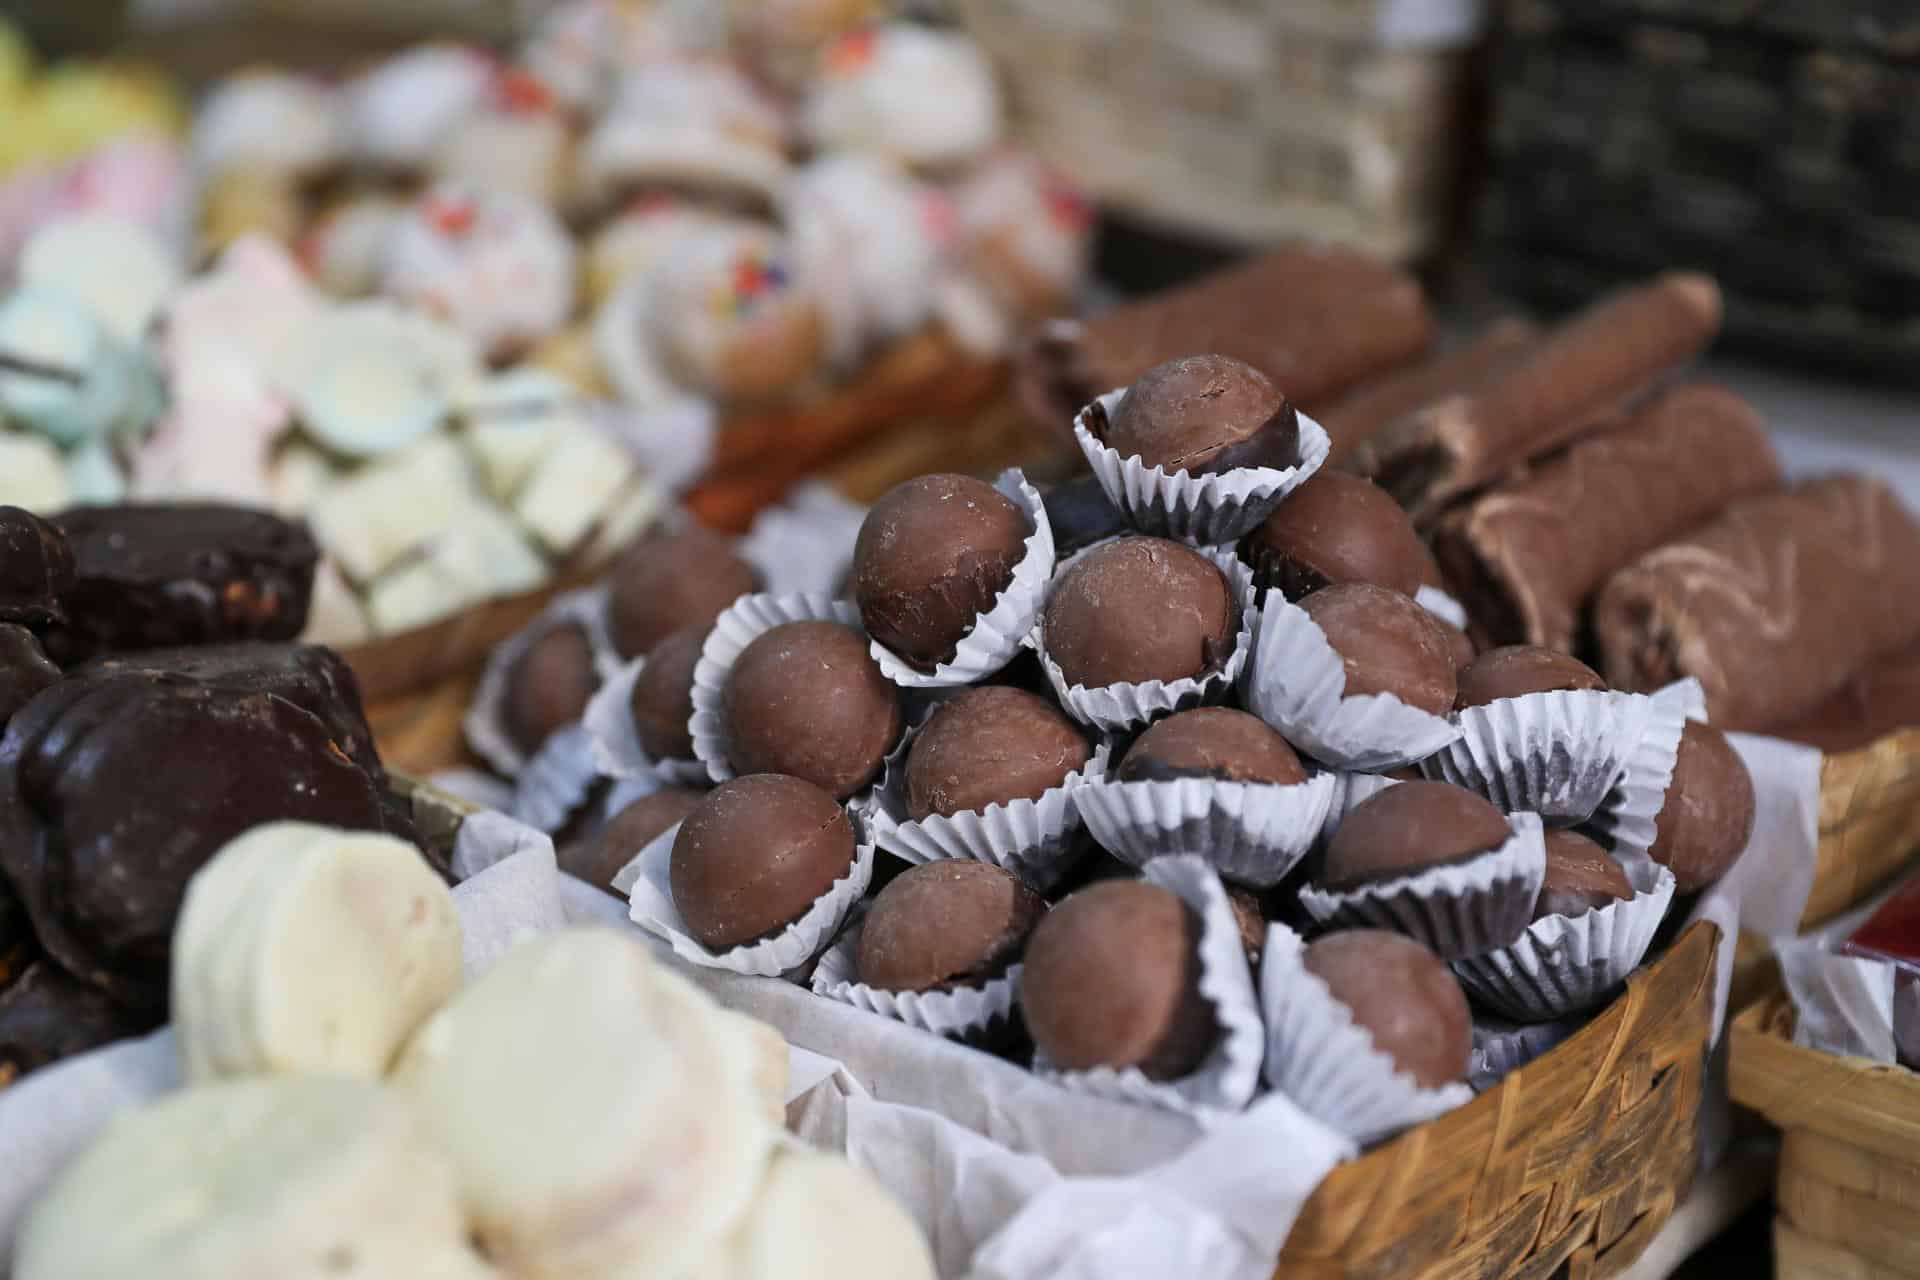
[504,624,598,756]
[722,620,903,799]
[1303,930,1470,1089]
[1117,707,1305,785]
[1,960,151,1086]
[0,625,60,731]
[1455,646,1606,710]
[1324,317,1536,467]
[857,861,1046,993]
[1648,721,1755,893]
[1534,829,1632,920]
[564,786,706,890]
[0,506,75,627]
[1239,470,1437,599]
[629,624,707,761]
[1043,537,1238,690]
[906,686,1088,819]
[606,524,759,660]
[1300,583,1455,715]
[669,774,856,950]
[1770,640,1920,753]
[1321,781,1512,890]
[1094,354,1299,476]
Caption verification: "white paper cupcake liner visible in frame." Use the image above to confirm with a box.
[1452,858,1676,1022]
[1586,679,1707,861]
[1076,770,1339,890]
[1240,594,1461,772]
[465,586,623,777]
[1297,811,1547,960]
[810,905,1020,1039]
[1073,389,1332,545]
[508,724,601,834]
[1422,688,1658,826]
[1414,584,1468,630]
[626,816,875,978]
[1260,923,1474,1144]
[1469,1014,1580,1092]
[582,655,712,784]
[1031,542,1258,734]
[737,482,866,598]
[869,469,1057,688]
[1034,854,1265,1117]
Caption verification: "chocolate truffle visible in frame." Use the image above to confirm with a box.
[1225,887,1266,964]
[1648,721,1756,893]
[1021,880,1218,1079]
[857,861,1047,993]
[1098,354,1299,475]
[1118,707,1306,785]
[0,505,74,627]
[906,687,1089,820]
[1240,471,1437,599]
[629,624,706,761]
[1043,537,1239,690]
[606,524,758,659]
[1302,930,1470,1090]
[1,960,150,1086]
[1535,829,1633,920]
[1457,645,1607,710]
[669,774,856,950]
[504,624,599,756]
[1300,583,1455,715]
[563,787,705,890]
[1437,617,1476,672]
[0,625,59,730]
[1040,474,1127,556]
[1321,780,1513,890]
[854,474,1032,669]
[722,620,903,799]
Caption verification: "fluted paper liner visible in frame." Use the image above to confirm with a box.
[1031,542,1258,734]
[583,655,712,784]
[1240,594,1461,771]
[509,724,600,834]
[1076,770,1338,890]
[626,817,876,978]
[1469,1014,1579,1092]
[1422,688,1659,826]
[1586,679,1706,860]
[810,905,1020,1039]
[1261,922,1473,1144]
[870,469,1056,688]
[1297,811,1547,960]
[465,586,623,777]
[1452,858,1676,1021]
[1414,585,1467,630]
[1074,388,1331,545]
[1033,855,1264,1117]
[737,482,866,599]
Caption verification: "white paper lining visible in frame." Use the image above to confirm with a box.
[1423,688,1656,826]
[463,586,622,778]
[582,655,711,784]
[1076,770,1338,890]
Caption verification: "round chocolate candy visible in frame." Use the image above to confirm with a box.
[1302,930,1470,1090]
[1321,780,1513,891]
[669,774,856,950]
[1117,707,1305,785]
[1043,537,1239,690]
[1649,721,1756,893]
[853,474,1032,669]
[606,524,758,660]
[629,624,706,761]
[1299,582,1455,715]
[722,620,903,799]
[857,861,1046,993]
[562,787,706,890]
[1534,829,1633,920]
[0,624,60,731]
[906,686,1089,820]
[1436,617,1476,672]
[504,624,599,756]
[1099,354,1299,476]
[1020,880,1217,1080]
[1240,471,1437,600]
[1456,645,1607,710]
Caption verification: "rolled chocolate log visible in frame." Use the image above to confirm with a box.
[1324,318,1536,468]
[1433,383,1782,651]
[1594,475,1920,732]
[1358,273,1722,524]
[1768,640,1920,753]
[1015,247,1433,440]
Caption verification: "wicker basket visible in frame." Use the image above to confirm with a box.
[1805,728,1920,931]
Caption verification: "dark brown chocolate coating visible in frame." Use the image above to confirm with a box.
[1322,780,1513,890]
[1020,880,1218,1079]
[1097,354,1300,476]
[906,687,1089,820]
[0,625,60,731]
[857,861,1047,992]
[1225,887,1265,964]
[1535,829,1633,920]
[0,506,75,627]
[1239,471,1437,600]
[1649,721,1756,893]
[1456,645,1607,710]
[1300,583,1455,715]
[630,624,706,761]
[504,624,599,756]
[854,474,1032,669]
[1437,617,1476,672]
[1043,537,1238,690]
[563,786,705,889]
[669,774,855,950]
[1040,474,1128,556]
[606,524,759,660]
[1302,929,1470,1090]
[1118,707,1306,785]
[722,620,903,799]
[0,959,152,1087]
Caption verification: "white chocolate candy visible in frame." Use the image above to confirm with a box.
[301,194,407,297]
[365,501,548,633]
[578,57,792,207]
[434,100,573,207]
[0,433,70,509]
[303,558,374,647]
[309,435,480,583]
[16,1076,495,1280]
[513,425,637,555]
[694,1149,937,1280]
[18,214,184,345]
[191,71,344,180]
[459,367,582,500]
[277,301,483,458]
[345,44,494,174]
[802,25,1002,168]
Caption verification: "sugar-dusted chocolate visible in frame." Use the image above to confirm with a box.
[0,505,74,627]
[1117,707,1304,786]
[1648,721,1755,893]
[905,686,1088,820]
[722,620,902,799]
[1321,781,1512,890]
[605,523,758,660]
[1302,929,1470,1089]
[1095,354,1299,475]
[857,861,1046,993]
[669,774,855,951]
[1534,829,1633,920]
[1240,470,1437,600]
[1300,583,1455,715]
[629,624,706,761]
[1043,537,1238,690]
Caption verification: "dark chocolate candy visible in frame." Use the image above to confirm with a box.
[1300,583,1455,715]
[1455,646,1607,710]
[504,624,599,757]
[854,474,1032,669]
[722,620,903,800]
[1043,537,1238,690]
[857,861,1046,993]
[1534,829,1632,920]
[669,774,855,950]
[0,506,75,627]
[1239,471,1436,600]
[1302,929,1470,1089]
[564,786,705,890]
[606,524,758,660]
[1020,880,1218,1080]
[629,624,706,761]
[1648,721,1755,893]
[0,625,60,731]
[1095,354,1299,476]
[906,686,1089,820]
[1118,707,1305,785]
[1321,780,1512,890]
[0,959,153,1087]
[1040,474,1128,556]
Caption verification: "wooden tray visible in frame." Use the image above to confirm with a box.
[1804,727,1920,931]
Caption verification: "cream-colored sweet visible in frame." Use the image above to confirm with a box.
[390,928,776,1280]
[694,1149,936,1280]
[17,213,183,343]
[801,25,1002,168]
[577,57,791,208]
[173,823,463,1083]
[304,558,375,647]
[345,44,494,174]
[950,149,1094,320]
[0,432,72,509]
[267,441,340,516]
[712,1005,791,1130]
[583,197,739,306]
[278,300,484,458]
[514,425,637,555]
[190,70,343,180]
[460,368,581,499]
[166,234,320,399]
[15,1076,495,1280]
[309,435,479,583]
[433,70,573,206]
[583,473,671,563]
[523,0,692,113]
[365,501,549,632]
[727,0,880,93]
[300,194,406,297]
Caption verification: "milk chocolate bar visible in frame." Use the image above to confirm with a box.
[1594,475,1920,732]
[1433,383,1782,652]
[1768,641,1920,754]
[1325,318,1537,468]
[1359,273,1722,524]
[0,505,74,627]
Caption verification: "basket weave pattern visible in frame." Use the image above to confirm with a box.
[1805,728,1920,930]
